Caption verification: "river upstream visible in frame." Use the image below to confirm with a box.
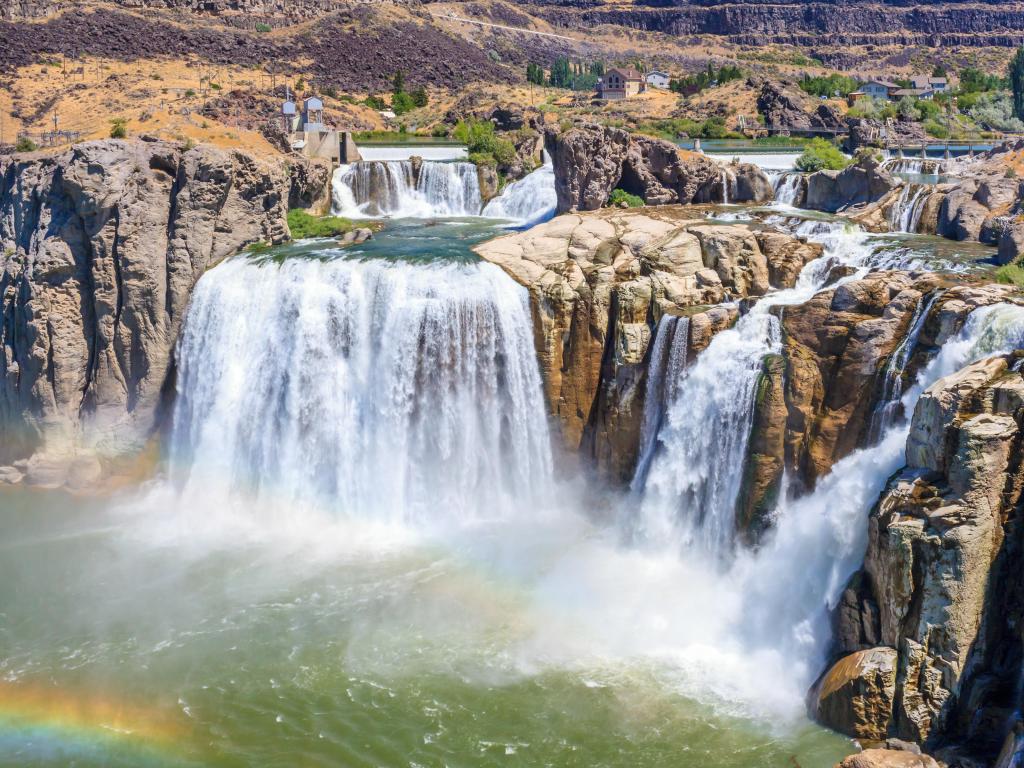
[0,150,1020,767]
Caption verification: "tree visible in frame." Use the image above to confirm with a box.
[411,86,428,108]
[526,63,545,86]
[932,63,947,78]
[392,70,405,95]
[1010,46,1024,121]
[14,136,37,152]
[548,57,572,88]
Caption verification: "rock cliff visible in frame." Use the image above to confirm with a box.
[473,207,820,477]
[0,139,289,486]
[815,346,1024,763]
[545,124,771,214]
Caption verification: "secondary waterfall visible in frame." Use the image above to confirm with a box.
[883,157,941,175]
[735,302,1024,672]
[771,172,804,207]
[481,153,558,226]
[333,160,484,218]
[889,183,930,233]
[170,255,553,523]
[866,290,943,443]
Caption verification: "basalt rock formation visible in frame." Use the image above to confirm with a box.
[0,139,289,486]
[473,207,820,476]
[805,154,902,213]
[526,0,1024,49]
[815,345,1024,763]
[544,124,771,214]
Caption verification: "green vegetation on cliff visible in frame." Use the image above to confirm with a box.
[286,210,354,240]
[795,139,851,172]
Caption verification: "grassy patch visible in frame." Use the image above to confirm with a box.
[287,209,355,239]
[608,189,644,208]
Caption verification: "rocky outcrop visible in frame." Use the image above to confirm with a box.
[805,154,901,213]
[846,118,929,153]
[757,80,813,135]
[739,279,1018,538]
[473,208,820,477]
[0,139,289,485]
[817,347,1024,761]
[545,124,769,214]
[288,157,333,216]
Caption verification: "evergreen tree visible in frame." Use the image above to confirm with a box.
[1011,47,1024,120]
[392,70,405,95]
[932,63,947,78]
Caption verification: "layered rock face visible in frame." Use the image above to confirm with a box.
[527,1,1024,48]
[545,124,771,215]
[0,140,289,485]
[473,207,820,477]
[815,350,1024,762]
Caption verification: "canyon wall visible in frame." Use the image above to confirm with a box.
[0,139,289,485]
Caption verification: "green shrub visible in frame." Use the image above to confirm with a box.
[608,189,644,208]
[795,138,851,172]
[798,73,859,98]
[255,22,271,33]
[453,119,516,166]
[287,209,355,240]
[184,89,196,98]
[431,124,449,138]
[1007,168,1018,179]
[995,263,1024,287]
[364,94,386,110]
[391,91,415,115]
[109,118,128,139]
[14,136,37,152]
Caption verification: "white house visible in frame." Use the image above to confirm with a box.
[861,80,900,101]
[645,70,671,89]
[910,75,950,92]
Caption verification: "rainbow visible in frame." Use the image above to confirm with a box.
[0,681,191,766]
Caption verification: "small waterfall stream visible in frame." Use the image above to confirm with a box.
[889,183,930,233]
[333,160,483,218]
[771,172,804,207]
[481,153,557,226]
[866,290,943,443]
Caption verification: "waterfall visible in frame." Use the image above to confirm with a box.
[771,172,804,207]
[170,255,553,523]
[889,184,929,233]
[883,157,940,176]
[866,290,943,444]
[733,301,1024,682]
[332,160,483,218]
[481,153,558,227]
[632,315,690,491]
[632,219,891,558]
[720,168,736,204]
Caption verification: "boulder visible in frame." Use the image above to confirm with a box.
[997,220,1024,265]
[815,647,899,740]
[806,155,901,213]
[546,124,631,213]
[288,157,333,216]
[757,80,813,135]
[836,749,940,768]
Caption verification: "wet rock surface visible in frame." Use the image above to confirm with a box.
[0,139,289,480]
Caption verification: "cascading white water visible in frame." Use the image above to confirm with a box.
[632,315,690,491]
[332,160,483,218]
[170,255,554,524]
[771,172,804,207]
[734,302,1024,675]
[866,290,943,443]
[889,183,930,233]
[481,153,558,226]
[632,217,914,558]
[883,157,940,176]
